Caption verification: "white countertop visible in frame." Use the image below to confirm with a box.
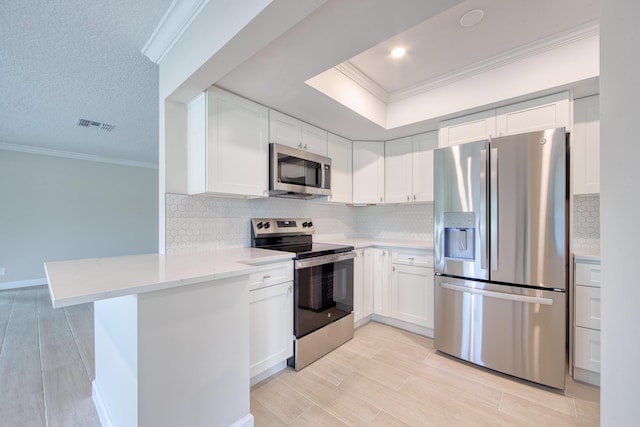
[574,248,601,263]
[315,236,433,250]
[45,248,294,308]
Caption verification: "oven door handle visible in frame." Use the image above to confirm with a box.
[295,252,356,269]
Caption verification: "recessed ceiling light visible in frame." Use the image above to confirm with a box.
[391,47,406,58]
[459,9,484,27]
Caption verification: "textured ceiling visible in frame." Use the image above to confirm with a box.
[0,0,172,165]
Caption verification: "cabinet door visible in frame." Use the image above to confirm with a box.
[412,131,438,202]
[573,95,600,194]
[575,285,601,330]
[205,87,269,197]
[495,92,571,136]
[327,133,352,203]
[438,110,496,147]
[575,327,601,373]
[301,122,328,156]
[249,281,293,378]
[269,109,301,149]
[363,248,374,317]
[353,249,364,323]
[373,248,390,316]
[385,137,413,203]
[391,265,434,328]
[353,141,385,204]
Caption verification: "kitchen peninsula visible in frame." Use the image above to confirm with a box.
[45,248,294,427]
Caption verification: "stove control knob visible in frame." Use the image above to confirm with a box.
[264,222,270,229]
[302,221,308,228]
[307,221,313,228]
[256,222,263,229]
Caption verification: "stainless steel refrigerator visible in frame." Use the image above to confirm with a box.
[434,127,568,389]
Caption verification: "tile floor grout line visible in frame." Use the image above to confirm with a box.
[36,287,51,427]
[63,307,92,381]
[0,290,17,360]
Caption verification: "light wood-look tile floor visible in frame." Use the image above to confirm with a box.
[1,286,599,426]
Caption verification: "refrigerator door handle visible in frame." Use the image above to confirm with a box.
[439,282,553,306]
[480,148,488,270]
[490,147,499,272]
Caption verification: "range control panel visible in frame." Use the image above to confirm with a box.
[251,218,315,237]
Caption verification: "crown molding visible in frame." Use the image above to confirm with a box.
[142,0,210,64]
[388,20,600,103]
[334,62,389,103]
[0,142,159,170]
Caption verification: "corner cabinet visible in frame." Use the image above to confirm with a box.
[353,141,385,204]
[187,87,269,197]
[385,131,437,203]
[573,95,600,194]
[327,133,352,204]
[269,109,328,156]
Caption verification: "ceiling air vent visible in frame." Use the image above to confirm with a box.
[76,118,114,132]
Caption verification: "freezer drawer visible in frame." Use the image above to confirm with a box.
[434,276,566,389]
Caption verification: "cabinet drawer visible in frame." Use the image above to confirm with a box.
[391,249,433,267]
[248,262,293,291]
[575,285,601,330]
[575,262,601,287]
[575,327,601,373]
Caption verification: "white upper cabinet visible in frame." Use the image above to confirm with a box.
[353,141,385,204]
[385,137,413,203]
[327,133,352,204]
[438,110,497,147]
[385,132,437,203]
[573,95,600,194]
[411,131,438,202]
[496,92,571,136]
[187,87,268,197]
[269,109,328,156]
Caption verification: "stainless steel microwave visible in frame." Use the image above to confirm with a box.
[269,143,331,199]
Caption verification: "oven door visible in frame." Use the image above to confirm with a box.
[294,252,355,338]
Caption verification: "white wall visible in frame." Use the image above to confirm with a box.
[600,1,640,424]
[0,149,158,287]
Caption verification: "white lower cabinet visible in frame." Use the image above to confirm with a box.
[391,264,434,329]
[573,259,601,386]
[372,248,391,316]
[249,280,293,380]
[354,248,374,325]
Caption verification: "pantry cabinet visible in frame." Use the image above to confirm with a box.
[327,133,352,203]
[187,87,268,197]
[573,258,601,386]
[353,141,385,204]
[573,95,600,194]
[269,109,328,156]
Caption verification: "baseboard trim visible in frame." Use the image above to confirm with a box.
[92,380,115,427]
[230,413,255,427]
[0,278,47,291]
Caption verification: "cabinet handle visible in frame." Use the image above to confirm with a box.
[304,144,308,149]
[408,257,415,261]
[380,196,383,202]
[406,195,410,202]
[392,266,395,272]
[298,143,303,148]
[288,285,293,293]
[413,195,416,201]
[263,275,271,280]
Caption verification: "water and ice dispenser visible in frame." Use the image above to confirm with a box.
[443,212,476,261]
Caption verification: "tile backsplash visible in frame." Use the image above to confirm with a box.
[166,193,598,251]
[573,194,600,250]
[165,194,432,252]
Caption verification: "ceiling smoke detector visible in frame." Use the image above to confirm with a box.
[76,118,114,132]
